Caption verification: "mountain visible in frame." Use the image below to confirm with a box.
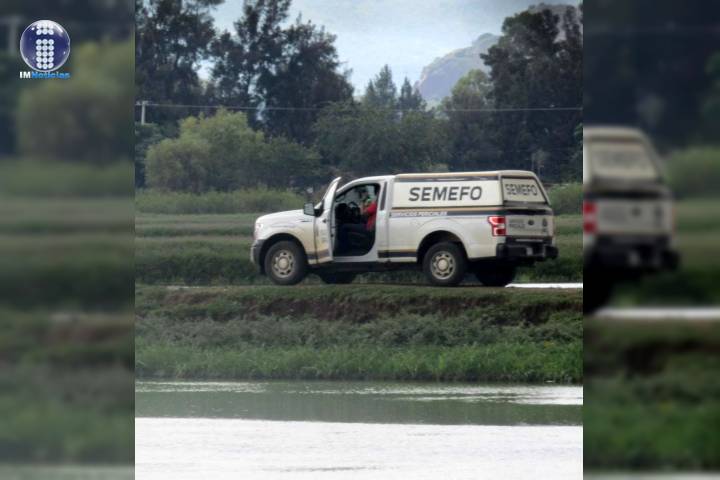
[414,3,580,102]
[415,33,498,103]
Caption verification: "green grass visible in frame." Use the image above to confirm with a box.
[0,194,133,464]
[0,161,132,197]
[0,310,133,463]
[547,183,581,215]
[134,213,582,284]
[136,188,306,214]
[584,319,720,470]
[136,343,581,383]
[135,285,583,383]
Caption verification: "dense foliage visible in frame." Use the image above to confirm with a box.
[134,1,584,190]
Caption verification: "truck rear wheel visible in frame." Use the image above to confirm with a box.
[423,242,467,286]
[264,241,308,285]
[317,272,356,284]
[584,281,613,314]
[474,264,516,287]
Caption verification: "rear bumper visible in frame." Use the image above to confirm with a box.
[585,235,679,271]
[496,237,558,261]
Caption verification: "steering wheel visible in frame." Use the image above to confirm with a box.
[347,201,361,221]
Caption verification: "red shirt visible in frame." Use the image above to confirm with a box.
[364,201,377,231]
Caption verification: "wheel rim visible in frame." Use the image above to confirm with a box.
[271,249,295,278]
[430,251,455,279]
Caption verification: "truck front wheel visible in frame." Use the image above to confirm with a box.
[423,242,467,286]
[264,241,308,285]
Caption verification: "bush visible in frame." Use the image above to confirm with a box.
[16,41,133,164]
[666,147,720,198]
[145,110,321,192]
[135,188,305,214]
[548,183,582,215]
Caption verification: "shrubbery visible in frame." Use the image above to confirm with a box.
[548,183,582,215]
[665,147,720,198]
[145,110,321,193]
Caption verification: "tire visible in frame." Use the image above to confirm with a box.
[264,240,308,285]
[583,281,613,315]
[474,264,516,287]
[317,272,356,284]
[422,242,467,286]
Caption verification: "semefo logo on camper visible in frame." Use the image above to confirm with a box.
[19,20,71,79]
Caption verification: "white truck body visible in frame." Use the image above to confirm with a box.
[583,126,679,311]
[252,170,558,286]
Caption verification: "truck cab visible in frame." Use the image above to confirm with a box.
[252,170,558,286]
[583,127,679,311]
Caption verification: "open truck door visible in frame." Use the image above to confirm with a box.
[314,177,341,264]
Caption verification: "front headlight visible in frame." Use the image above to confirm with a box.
[254,222,263,239]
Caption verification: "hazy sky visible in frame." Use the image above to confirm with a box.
[211,0,578,91]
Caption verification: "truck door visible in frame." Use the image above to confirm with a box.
[375,181,390,260]
[314,177,341,264]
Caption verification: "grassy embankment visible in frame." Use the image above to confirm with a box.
[584,318,720,470]
[135,187,582,285]
[0,194,133,463]
[136,285,582,383]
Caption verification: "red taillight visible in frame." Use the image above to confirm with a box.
[488,215,506,236]
[583,200,597,234]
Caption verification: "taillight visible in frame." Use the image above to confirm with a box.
[488,216,506,236]
[583,200,596,234]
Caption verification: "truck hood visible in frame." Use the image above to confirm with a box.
[256,209,305,225]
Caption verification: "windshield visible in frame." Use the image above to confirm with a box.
[588,140,661,182]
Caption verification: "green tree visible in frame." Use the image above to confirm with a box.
[584,1,718,146]
[135,123,166,188]
[0,53,24,155]
[146,109,320,191]
[313,102,448,177]
[441,69,498,171]
[700,52,720,139]
[135,0,222,124]
[398,78,425,113]
[481,6,582,181]
[210,0,352,144]
[16,40,134,163]
[363,65,397,109]
[145,135,212,193]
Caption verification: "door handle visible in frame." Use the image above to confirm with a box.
[322,219,327,223]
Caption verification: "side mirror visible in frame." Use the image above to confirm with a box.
[303,203,315,216]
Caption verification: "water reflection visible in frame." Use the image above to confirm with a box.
[136,381,582,426]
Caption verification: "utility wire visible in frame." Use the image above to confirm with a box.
[134,101,582,113]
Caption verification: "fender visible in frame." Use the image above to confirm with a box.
[413,218,471,254]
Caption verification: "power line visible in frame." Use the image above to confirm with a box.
[134,101,582,114]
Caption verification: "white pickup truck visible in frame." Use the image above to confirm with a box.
[251,170,558,286]
[583,127,679,311]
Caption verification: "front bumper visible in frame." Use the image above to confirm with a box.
[496,237,558,260]
[250,239,265,267]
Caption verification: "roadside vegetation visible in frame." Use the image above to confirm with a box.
[136,285,582,383]
[135,203,582,285]
[585,319,720,470]
[0,196,133,462]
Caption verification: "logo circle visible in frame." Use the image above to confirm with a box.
[19,20,71,72]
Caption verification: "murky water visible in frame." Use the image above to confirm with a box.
[136,381,583,479]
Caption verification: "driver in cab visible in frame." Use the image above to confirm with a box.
[337,186,377,254]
